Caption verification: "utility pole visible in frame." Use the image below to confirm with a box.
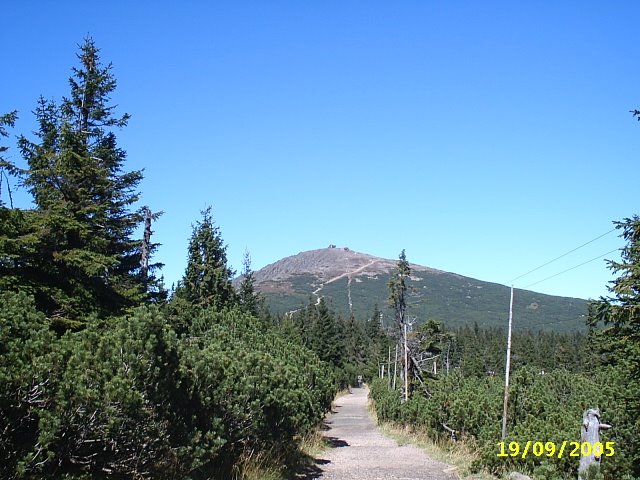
[501,286,514,440]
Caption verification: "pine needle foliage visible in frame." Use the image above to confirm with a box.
[0,291,335,479]
[0,110,18,207]
[388,249,410,329]
[2,38,157,327]
[174,206,236,311]
[237,249,264,316]
[588,215,640,477]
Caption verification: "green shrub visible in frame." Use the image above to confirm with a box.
[368,365,621,479]
[0,292,56,479]
[1,293,335,479]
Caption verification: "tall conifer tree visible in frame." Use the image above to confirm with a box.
[238,249,262,315]
[174,207,235,310]
[365,303,384,340]
[311,298,345,367]
[389,249,411,398]
[5,38,154,325]
[388,250,410,329]
[588,215,640,475]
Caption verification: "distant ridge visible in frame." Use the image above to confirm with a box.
[247,247,589,332]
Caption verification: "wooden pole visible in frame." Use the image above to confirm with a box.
[403,322,409,402]
[501,286,514,440]
[387,345,392,389]
[445,343,450,375]
[393,344,398,390]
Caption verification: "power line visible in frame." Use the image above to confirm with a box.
[522,248,619,289]
[507,228,616,284]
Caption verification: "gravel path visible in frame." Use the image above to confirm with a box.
[307,387,460,480]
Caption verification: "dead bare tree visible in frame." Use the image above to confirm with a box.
[140,206,152,288]
[578,408,611,480]
[388,250,410,401]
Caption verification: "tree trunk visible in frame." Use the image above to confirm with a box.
[140,206,152,288]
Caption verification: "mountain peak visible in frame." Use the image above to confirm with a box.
[253,246,445,286]
[250,247,589,332]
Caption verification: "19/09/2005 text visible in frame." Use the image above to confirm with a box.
[497,441,615,459]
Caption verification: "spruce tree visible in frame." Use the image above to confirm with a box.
[343,312,368,382]
[237,248,262,316]
[365,303,384,340]
[364,303,390,378]
[0,111,29,295]
[388,249,411,399]
[174,207,235,310]
[388,249,410,329]
[0,111,17,155]
[289,298,317,349]
[0,110,18,207]
[311,298,344,367]
[0,107,42,306]
[5,38,152,325]
[588,215,640,476]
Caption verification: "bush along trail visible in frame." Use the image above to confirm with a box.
[0,292,336,479]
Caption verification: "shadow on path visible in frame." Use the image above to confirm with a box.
[325,436,349,448]
[291,423,351,479]
[292,462,324,480]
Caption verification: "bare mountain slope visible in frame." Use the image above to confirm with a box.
[255,247,447,291]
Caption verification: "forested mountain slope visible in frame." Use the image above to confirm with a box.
[249,247,589,332]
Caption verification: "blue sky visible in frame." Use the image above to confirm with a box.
[2,1,638,301]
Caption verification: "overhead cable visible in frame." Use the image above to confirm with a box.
[522,248,619,289]
[507,228,616,284]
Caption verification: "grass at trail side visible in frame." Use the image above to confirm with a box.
[234,389,352,480]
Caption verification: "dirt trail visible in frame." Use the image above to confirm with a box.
[308,387,460,480]
[323,259,380,285]
[311,259,380,306]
